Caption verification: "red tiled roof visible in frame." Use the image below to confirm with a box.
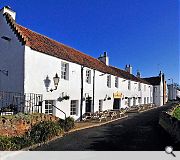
[3,12,150,84]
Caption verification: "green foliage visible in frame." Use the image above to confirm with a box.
[59,117,75,132]
[172,107,180,120]
[0,136,32,151]
[0,113,75,151]
[0,136,17,151]
[14,112,32,121]
[30,121,62,143]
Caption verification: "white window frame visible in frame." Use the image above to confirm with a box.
[144,97,146,104]
[61,61,69,80]
[138,82,141,91]
[45,100,54,115]
[70,100,78,115]
[107,75,111,88]
[86,69,91,84]
[128,80,131,90]
[128,98,131,106]
[115,77,119,88]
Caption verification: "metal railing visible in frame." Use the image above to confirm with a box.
[0,91,43,114]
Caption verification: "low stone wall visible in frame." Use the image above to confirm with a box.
[159,111,180,142]
[0,113,59,137]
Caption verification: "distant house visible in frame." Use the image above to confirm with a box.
[0,6,166,120]
[167,84,179,101]
[143,72,168,106]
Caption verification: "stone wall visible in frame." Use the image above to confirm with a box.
[159,111,180,142]
[0,113,59,137]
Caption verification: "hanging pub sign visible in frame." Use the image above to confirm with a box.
[113,91,123,99]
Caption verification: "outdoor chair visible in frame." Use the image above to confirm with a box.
[108,111,117,120]
[82,112,93,121]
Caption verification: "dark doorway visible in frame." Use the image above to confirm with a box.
[86,98,92,113]
[113,98,121,110]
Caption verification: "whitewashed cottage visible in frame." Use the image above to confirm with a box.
[0,6,167,120]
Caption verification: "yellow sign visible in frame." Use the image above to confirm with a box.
[113,91,123,99]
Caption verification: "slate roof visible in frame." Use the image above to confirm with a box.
[3,12,150,85]
[143,76,161,85]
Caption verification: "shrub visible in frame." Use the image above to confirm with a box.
[0,136,32,151]
[0,136,17,151]
[29,121,62,143]
[172,107,180,120]
[59,117,75,132]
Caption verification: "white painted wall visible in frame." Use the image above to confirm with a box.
[177,90,180,99]
[153,81,163,106]
[0,11,25,93]
[24,46,153,120]
[168,84,177,100]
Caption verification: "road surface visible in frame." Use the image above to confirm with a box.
[34,104,179,151]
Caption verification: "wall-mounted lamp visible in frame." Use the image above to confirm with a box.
[53,73,60,89]
[44,73,60,92]
[50,73,60,92]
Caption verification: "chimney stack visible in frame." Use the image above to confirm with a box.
[125,64,132,74]
[137,70,141,78]
[0,6,16,20]
[98,52,109,66]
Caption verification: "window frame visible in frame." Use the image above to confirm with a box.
[61,61,69,80]
[70,100,78,116]
[107,75,111,88]
[86,69,91,84]
[138,82,141,91]
[115,77,119,88]
[45,100,54,115]
[128,80,131,90]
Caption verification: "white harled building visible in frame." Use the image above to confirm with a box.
[0,6,167,120]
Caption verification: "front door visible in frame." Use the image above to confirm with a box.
[113,98,121,110]
[86,99,92,113]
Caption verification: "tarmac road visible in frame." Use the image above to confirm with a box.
[34,104,180,151]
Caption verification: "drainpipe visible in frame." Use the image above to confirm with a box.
[92,69,95,113]
[80,66,84,121]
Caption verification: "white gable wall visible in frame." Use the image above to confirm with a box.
[0,12,25,93]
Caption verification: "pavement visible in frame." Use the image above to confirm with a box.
[34,103,179,151]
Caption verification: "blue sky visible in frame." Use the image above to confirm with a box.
[1,0,179,84]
